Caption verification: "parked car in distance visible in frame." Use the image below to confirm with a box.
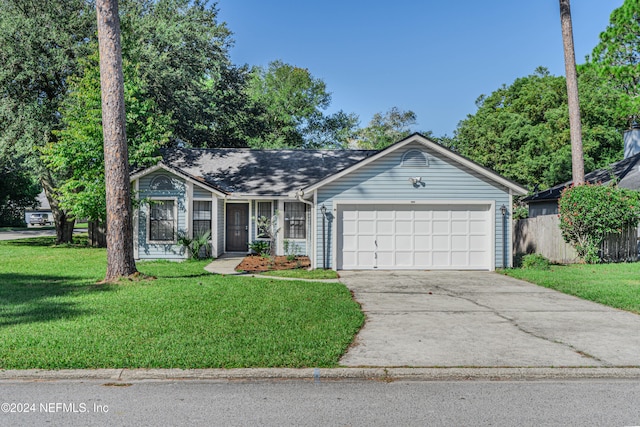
[29,213,53,226]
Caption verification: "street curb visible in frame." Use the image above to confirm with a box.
[1,367,640,382]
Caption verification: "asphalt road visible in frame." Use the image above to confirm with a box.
[0,228,88,241]
[1,379,639,426]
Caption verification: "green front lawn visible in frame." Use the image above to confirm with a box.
[0,237,363,369]
[503,263,640,314]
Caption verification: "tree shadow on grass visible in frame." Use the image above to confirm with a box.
[0,273,114,327]
[5,235,92,248]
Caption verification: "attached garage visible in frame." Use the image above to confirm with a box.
[337,203,493,270]
[302,134,528,270]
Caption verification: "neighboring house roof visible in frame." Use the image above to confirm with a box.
[26,191,51,211]
[302,133,529,196]
[523,152,640,203]
[151,148,378,196]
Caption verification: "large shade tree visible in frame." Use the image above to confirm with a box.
[355,107,417,149]
[43,50,173,245]
[244,60,358,148]
[452,67,625,190]
[0,0,95,242]
[590,0,640,125]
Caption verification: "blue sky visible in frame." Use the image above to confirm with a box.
[217,1,624,137]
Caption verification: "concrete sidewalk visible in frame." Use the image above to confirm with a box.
[204,254,245,275]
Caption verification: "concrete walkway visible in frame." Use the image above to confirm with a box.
[339,270,640,368]
[204,253,245,275]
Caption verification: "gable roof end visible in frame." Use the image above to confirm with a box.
[302,133,529,195]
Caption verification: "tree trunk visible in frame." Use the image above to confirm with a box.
[41,173,75,244]
[88,220,107,248]
[559,0,585,185]
[96,0,137,280]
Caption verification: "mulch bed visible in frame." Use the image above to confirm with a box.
[235,255,311,273]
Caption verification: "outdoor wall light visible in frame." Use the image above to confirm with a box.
[408,177,422,185]
[500,204,507,216]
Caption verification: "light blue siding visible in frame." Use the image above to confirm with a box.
[137,171,187,259]
[193,186,211,199]
[315,142,511,269]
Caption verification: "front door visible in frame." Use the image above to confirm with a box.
[226,203,249,252]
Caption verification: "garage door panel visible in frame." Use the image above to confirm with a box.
[469,235,487,250]
[469,220,487,234]
[395,252,413,266]
[414,252,432,267]
[338,203,491,270]
[377,251,393,265]
[414,220,431,234]
[357,235,375,247]
[358,210,376,220]
[451,210,468,220]
[376,220,394,234]
[396,220,412,234]
[451,235,469,250]
[433,210,449,220]
[433,220,450,234]
[357,251,375,267]
[414,210,432,220]
[377,235,393,249]
[451,220,469,234]
[433,235,450,250]
[432,252,451,266]
[414,236,431,250]
[395,235,412,251]
[358,220,375,234]
[469,251,489,266]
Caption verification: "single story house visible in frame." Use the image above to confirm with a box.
[130,133,528,270]
[525,127,640,217]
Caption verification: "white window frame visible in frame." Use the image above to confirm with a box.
[192,199,213,238]
[147,198,178,244]
[255,201,274,240]
[283,201,307,241]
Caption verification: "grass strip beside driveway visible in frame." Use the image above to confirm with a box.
[503,263,640,314]
[0,238,363,369]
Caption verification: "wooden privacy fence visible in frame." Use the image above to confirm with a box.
[513,215,638,264]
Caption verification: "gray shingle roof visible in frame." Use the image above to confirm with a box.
[160,148,378,196]
[524,152,640,202]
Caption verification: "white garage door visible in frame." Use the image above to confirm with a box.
[338,203,492,270]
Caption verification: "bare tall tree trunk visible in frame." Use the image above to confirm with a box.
[96,0,137,280]
[559,0,585,185]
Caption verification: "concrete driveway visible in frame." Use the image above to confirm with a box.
[339,270,640,367]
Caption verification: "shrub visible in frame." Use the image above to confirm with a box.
[521,254,551,270]
[558,183,640,263]
[249,240,271,257]
[177,231,212,260]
